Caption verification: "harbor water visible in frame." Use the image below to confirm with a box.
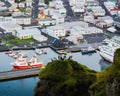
[0,47,110,96]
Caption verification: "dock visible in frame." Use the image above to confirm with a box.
[0,67,40,81]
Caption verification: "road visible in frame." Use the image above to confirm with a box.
[0,67,40,81]
[31,0,39,22]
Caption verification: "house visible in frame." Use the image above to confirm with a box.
[49,0,63,9]
[0,16,22,33]
[83,27,103,35]
[85,1,99,6]
[84,15,94,23]
[26,0,32,7]
[69,0,86,7]
[59,21,89,29]
[35,18,56,26]
[67,35,83,44]
[69,25,103,35]
[52,14,65,24]
[13,28,47,42]
[87,6,105,16]
[45,25,66,38]
[96,16,114,28]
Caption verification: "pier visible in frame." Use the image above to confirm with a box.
[0,67,40,81]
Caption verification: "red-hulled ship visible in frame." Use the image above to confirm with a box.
[11,55,43,70]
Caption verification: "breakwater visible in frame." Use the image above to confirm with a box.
[0,67,40,81]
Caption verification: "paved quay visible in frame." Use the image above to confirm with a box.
[0,67,40,81]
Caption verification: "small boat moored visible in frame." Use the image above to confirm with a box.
[35,48,47,55]
[81,45,96,55]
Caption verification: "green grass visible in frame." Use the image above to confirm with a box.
[2,34,36,47]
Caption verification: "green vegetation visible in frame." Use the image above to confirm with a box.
[19,8,26,12]
[14,0,26,3]
[1,34,36,47]
[44,0,52,4]
[34,57,97,96]
[90,48,120,96]
[34,49,120,96]
[107,34,115,39]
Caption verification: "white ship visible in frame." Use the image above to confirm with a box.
[99,46,113,62]
[99,36,120,63]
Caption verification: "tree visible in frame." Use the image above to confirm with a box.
[44,0,52,4]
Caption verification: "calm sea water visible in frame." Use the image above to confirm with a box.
[0,47,110,96]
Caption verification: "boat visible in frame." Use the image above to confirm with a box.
[81,46,96,55]
[5,50,13,54]
[11,54,43,70]
[17,51,28,58]
[57,50,67,55]
[99,45,119,63]
[99,36,120,63]
[35,49,47,55]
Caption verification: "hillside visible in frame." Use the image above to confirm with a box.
[34,49,120,96]
[90,49,120,96]
[34,56,97,96]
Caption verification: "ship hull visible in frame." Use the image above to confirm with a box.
[13,64,42,70]
[82,50,96,55]
[99,52,113,63]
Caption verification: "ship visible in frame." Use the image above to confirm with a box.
[11,54,43,70]
[35,48,47,55]
[99,36,120,63]
[81,45,96,55]
[99,45,119,63]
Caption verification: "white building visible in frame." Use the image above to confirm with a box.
[55,0,64,9]
[44,8,66,17]
[14,16,31,25]
[26,0,32,7]
[59,21,89,29]
[96,16,114,28]
[45,25,66,38]
[13,28,47,41]
[87,6,105,16]
[44,8,54,16]
[69,26,103,35]
[104,2,115,12]
[84,15,94,23]
[85,1,99,6]
[83,27,103,34]
[69,0,86,7]
[67,35,83,44]
[52,14,65,24]
[0,16,22,32]
[12,12,31,24]
[72,6,85,13]
[49,0,63,9]
[70,26,84,35]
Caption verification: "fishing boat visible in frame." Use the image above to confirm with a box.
[81,45,96,55]
[35,48,47,55]
[5,50,13,54]
[17,51,28,58]
[11,54,43,70]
